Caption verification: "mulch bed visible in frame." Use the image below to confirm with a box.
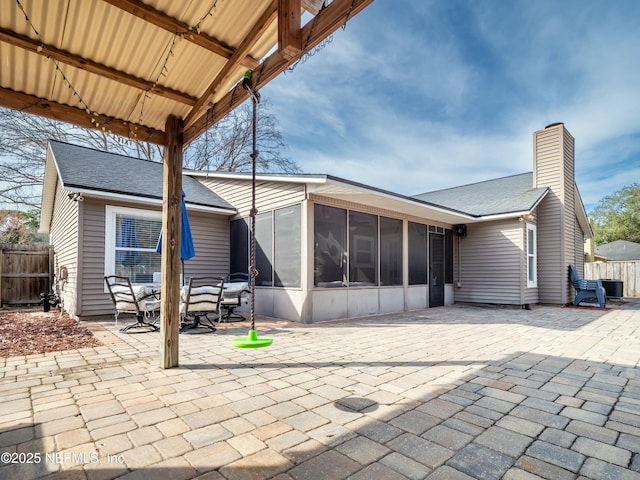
[0,309,102,357]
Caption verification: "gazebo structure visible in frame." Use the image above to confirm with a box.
[0,0,374,368]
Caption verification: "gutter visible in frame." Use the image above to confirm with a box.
[60,187,237,215]
[473,188,549,222]
[187,170,329,185]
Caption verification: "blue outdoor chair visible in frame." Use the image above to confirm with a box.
[568,264,606,309]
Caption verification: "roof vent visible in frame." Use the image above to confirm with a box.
[544,122,564,129]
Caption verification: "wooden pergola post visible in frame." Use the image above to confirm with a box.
[160,115,184,369]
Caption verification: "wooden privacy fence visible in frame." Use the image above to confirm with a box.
[584,261,640,298]
[0,244,53,306]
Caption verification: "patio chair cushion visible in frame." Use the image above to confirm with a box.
[110,285,158,312]
[224,282,249,295]
[180,285,222,314]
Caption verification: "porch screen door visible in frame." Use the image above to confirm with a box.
[429,233,445,307]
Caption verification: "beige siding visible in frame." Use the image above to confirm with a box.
[563,129,576,302]
[533,130,563,301]
[534,124,576,304]
[198,177,306,217]
[75,198,230,319]
[456,219,525,305]
[535,194,563,303]
[183,210,230,280]
[78,198,108,316]
[49,179,80,317]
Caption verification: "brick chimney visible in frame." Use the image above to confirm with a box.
[533,123,577,305]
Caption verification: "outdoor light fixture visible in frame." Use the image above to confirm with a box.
[67,192,84,202]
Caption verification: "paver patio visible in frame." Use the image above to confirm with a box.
[2,300,640,479]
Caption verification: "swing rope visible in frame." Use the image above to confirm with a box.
[249,84,258,332]
[232,70,272,348]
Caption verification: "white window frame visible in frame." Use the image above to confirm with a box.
[526,223,537,288]
[104,206,162,291]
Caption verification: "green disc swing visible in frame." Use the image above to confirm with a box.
[232,70,273,349]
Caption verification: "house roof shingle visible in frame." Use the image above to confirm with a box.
[412,172,548,217]
[48,140,234,211]
[44,142,553,225]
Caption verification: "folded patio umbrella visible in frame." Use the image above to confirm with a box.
[156,191,196,284]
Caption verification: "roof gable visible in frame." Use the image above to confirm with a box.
[47,140,234,211]
[412,173,548,217]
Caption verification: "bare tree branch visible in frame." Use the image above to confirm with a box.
[184,99,299,174]
[0,107,162,210]
[0,97,294,211]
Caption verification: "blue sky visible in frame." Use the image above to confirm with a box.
[262,1,640,212]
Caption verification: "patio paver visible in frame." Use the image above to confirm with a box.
[1,300,640,479]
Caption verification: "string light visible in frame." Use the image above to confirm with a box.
[286,3,335,73]
[15,0,135,138]
[287,34,333,72]
[15,0,227,141]
[133,0,221,125]
[343,0,357,30]
[132,34,180,126]
[192,0,222,35]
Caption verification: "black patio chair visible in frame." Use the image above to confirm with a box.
[180,276,224,333]
[104,275,160,333]
[221,272,251,322]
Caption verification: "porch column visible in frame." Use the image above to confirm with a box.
[402,219,409,311]
[160,115,183,368]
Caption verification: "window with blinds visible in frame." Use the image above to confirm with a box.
[105,206,162,285]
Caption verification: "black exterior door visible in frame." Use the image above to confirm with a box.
[429,233,445,307]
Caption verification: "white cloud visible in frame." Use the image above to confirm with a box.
[263,1,640,210]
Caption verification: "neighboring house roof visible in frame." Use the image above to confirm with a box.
[40,141,235,233]
[595,240,640,261]
[412,173,548,217]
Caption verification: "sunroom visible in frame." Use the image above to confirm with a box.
[196,172,475,323]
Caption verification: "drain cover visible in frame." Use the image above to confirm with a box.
[335,396,378,413]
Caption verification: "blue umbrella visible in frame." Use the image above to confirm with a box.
[156,191,196,283]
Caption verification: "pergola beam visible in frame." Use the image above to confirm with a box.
[0,0,373,149]
[279,0,302,60]
[0,27,197,107]
[184,0,279,128]
[0,87,165,145]
[184,0,374,144]
[102,0,259,70]
[301,0,324,15]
